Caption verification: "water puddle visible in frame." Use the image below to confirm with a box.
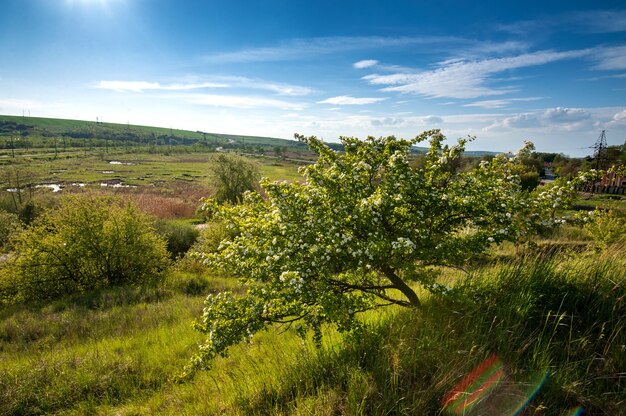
[100,182,136,188]
[37,184,62,192]
[5,183,84,193]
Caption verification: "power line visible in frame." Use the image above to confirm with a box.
[592,130,607,170]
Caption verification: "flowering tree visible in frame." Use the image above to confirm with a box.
[188,130,586,373]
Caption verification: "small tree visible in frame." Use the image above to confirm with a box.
[0,195,169,303]
[187,130,588,373]
[208,153,260,204]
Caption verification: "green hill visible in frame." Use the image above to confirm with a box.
[0,114,308,151]
[0,114,502,157]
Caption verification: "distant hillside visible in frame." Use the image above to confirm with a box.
[0,114,307,151]
[0,114,501,156]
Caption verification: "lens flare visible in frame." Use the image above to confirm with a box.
[442,355,551,416]
[443,355,505,415]
[566,406,585,416]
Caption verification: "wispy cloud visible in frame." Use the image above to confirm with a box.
[497,9,626,35]
[94,77,313,96]
[363,49,591,99]
[592,45,626,70]
[93,80,228,92]
[464,97,544,109]
[353,60,379,69]
[317,95,386,105]
[203,36,524,63]
[184,94,304,110]
[569,10,626,33]
[214,76,313,96]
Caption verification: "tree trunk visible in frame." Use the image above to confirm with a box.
[381,265,421,308]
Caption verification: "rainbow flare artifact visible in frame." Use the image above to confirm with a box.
[442,355,551,416]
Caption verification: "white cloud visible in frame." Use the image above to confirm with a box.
[317,96,386,105]
[464,97,544,109]
[209,76,313,96]
[353,60,379,69]
[363,49,591,99]
[500,113,542,129]
[460,40,530,56]
[543,107,591,123]
[94,77,313,96]
[592,45,626,70]
[607,109,626,127]
[205,36,458,63]
[371,117,404,126]
[93,80,228,92]
[463,100,511,109]
[491,107,592,130]
[422,115,444,124]
[185,94,304,110]
[203,36,525,63]
[231,78,313,96]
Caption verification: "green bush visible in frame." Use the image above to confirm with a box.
[520,170,540,190]
[0,210,21,251]
[0,195,170,304]
[584,209,626,250]
[192,220,234,254]
[154,220,199,259]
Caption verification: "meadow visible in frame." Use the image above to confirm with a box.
[0,117,624,415]
[1,240,624,415]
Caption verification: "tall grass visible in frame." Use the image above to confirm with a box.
[0,248,623,415]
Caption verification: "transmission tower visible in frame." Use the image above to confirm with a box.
[593,130,607,170]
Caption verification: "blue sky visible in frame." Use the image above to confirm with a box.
[0,0,625,156]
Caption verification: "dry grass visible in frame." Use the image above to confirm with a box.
[88,181,213,219]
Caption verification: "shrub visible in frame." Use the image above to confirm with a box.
[154,220,199,259]
[0,210,21,251]
[0,195,170,304]
[583,209,626,250]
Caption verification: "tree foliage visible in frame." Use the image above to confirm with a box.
[208,153,260,204]
[0,210,21,251]
[0,195,169,304]
[187,130,590,373]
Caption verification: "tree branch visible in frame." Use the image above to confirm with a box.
[380,265,421,308]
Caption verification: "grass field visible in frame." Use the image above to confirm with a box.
[0,150,304,221]
[1,244,624,415]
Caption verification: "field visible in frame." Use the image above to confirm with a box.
[1,243,624,415]
[0,116,624,415]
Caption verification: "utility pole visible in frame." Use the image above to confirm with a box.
[593,130,608,170]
